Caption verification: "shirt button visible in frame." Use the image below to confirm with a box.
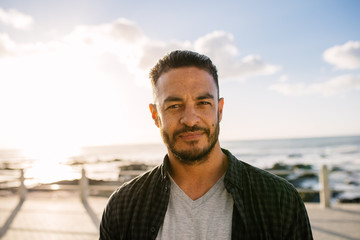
[151,227,156,233]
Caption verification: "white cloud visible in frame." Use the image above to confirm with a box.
[269,82,307,96]
[194,31,238,59]
[0,17,286,148]
[0,32,43,57]
[278,75,289,82]
[0,17,281,84]
[66,18,143,45]
[0,8,34,30]
[269,74,360,96]
[225,54,281,80]
[0,33,16,56]
[271,40,360,97]
[138,39,192,68]
[323,41,360,70]
[137,31,282,82]
[195,31,282,80]
[62,18,144,66]
[109,18,143,43]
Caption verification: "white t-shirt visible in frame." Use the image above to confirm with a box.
[156,174,234,240]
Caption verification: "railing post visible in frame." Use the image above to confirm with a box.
[319,165,330,208]
[80,168,88,202]
[19,169,27,201]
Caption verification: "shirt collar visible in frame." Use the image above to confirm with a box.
[222,148,244,192]
[160,155,170,180]
[160,148,243,191]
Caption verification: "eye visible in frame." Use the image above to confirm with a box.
[198,101,211,106]
[167,104,181,110]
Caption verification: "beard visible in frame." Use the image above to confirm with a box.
[160,119,220,165]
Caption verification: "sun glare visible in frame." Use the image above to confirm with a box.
[18,140,82,185]
[25,159,80,186]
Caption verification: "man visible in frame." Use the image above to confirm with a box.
[100,50,313,239]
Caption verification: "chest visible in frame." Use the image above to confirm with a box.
[156,176,234,240]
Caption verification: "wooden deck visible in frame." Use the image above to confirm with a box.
[0,191,359,239]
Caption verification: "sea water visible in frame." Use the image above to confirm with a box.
[1,135,360,198]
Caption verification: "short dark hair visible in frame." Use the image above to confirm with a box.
[149,50,219,100]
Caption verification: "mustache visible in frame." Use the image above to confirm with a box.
[173,125,210,137]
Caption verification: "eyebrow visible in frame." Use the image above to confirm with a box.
[163,93,215,103]
[163,96,183,103]
[196,93,215,100]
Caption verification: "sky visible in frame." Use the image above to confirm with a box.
[0,0,360,156]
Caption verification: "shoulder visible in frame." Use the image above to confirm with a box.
[100,163,169,238]
[100,164,164,235]
[224,149,298,197]
[243,160,296,193]
[108,164,164,207]
[223,149,312,238]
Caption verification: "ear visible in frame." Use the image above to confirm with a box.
[149,104,160,128]
[218,98,224,122]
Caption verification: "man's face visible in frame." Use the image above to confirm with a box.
[149,67,224,164]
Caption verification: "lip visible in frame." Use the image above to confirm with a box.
[178,131,204,141]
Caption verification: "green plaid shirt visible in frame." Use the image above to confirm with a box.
[100,149,313,240]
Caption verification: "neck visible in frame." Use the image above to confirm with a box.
[167,143,228,200]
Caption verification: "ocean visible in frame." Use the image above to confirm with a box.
[1,135,360,200]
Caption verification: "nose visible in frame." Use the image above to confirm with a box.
[180,105,200,127]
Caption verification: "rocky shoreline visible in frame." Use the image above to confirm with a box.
[1,161,359,203]
[266,163,360,203]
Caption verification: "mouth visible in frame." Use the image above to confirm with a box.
[178,131,204,141]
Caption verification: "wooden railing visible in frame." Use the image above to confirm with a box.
[2,165,332,208]
[268,165,330,208]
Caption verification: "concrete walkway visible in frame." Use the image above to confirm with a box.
[0,192,359,239]
[0,191,107,240]
[306,203,360,240]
